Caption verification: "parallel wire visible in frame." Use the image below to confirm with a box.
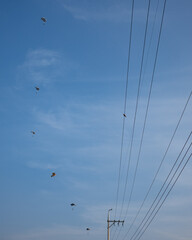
[112,1,135,238]
[114,1,152,240]
[121,90,192,240]
[120,0,151,217]
[118,0,191,239]
[122,133,192,239]
[141,0,160,89]
[134,151,192,240]
[130,133,192,240]
[120,0,151,219]
[122,1,161,226]
[124,0,167,223]
[114,0,135,220]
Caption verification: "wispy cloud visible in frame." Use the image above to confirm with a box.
[18,49,62,85]
[62,3,129,22]
[17,48,80,86]
[24,49,60,67]
[33,101,121,137]
[32,95,191,168]
[36,109,75,132]
[61,0,147,22]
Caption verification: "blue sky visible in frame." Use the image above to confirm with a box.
[0,0,192,240]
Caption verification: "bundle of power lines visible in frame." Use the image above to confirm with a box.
[110,0,192,240]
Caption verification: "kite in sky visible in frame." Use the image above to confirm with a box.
[35,86,40,94]
[70,203,76,210]
[41,17,47,23]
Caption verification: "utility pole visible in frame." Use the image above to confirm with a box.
[107,209,124,240]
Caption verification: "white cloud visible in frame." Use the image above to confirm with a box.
[19,94,191,240]
[31,95,191,178]
[33,101,122,137]
[24,49,60,67]
[61,0,148,23]
[62,3,129,22]
[36,109,75,131]
[18,49,61,85]
[17,48,78,86]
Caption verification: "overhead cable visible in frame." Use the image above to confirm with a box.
[121,90,192,240]
[130,133,192,240]
[133,150,192,240]
[114,1,152,239]
[114,0,135,220]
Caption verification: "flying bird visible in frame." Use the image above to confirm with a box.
[70,203,76,210]
[123,113,127,117]
[31,131,35,135]
[86,228,90,231]
[51,172,56,177]
[41,17,47,23]
[35,86,40,94]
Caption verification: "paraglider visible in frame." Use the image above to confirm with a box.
[51,172,56,177]
[70,203,76,210]
[41,17,47,23]
[31,131,35,135]
[35,86,40,94]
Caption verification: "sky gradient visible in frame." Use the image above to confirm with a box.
[0,0,192,240]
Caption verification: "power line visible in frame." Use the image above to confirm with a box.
[114,0,135,220]
[121,90,192,240]
[115,1,165,239]
[130,133,192,240]
[123,0,168,230]
[113,1,152,240]
[122,132,192,239]
[116,0,191,239]
[123,0,168,218]
[133,151,192,240]
[119,0,151,220]
[121,0,152,219]
[141,0,160,90]
[112,1,135,238]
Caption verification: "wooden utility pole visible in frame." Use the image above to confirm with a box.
[107,209,124,240]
